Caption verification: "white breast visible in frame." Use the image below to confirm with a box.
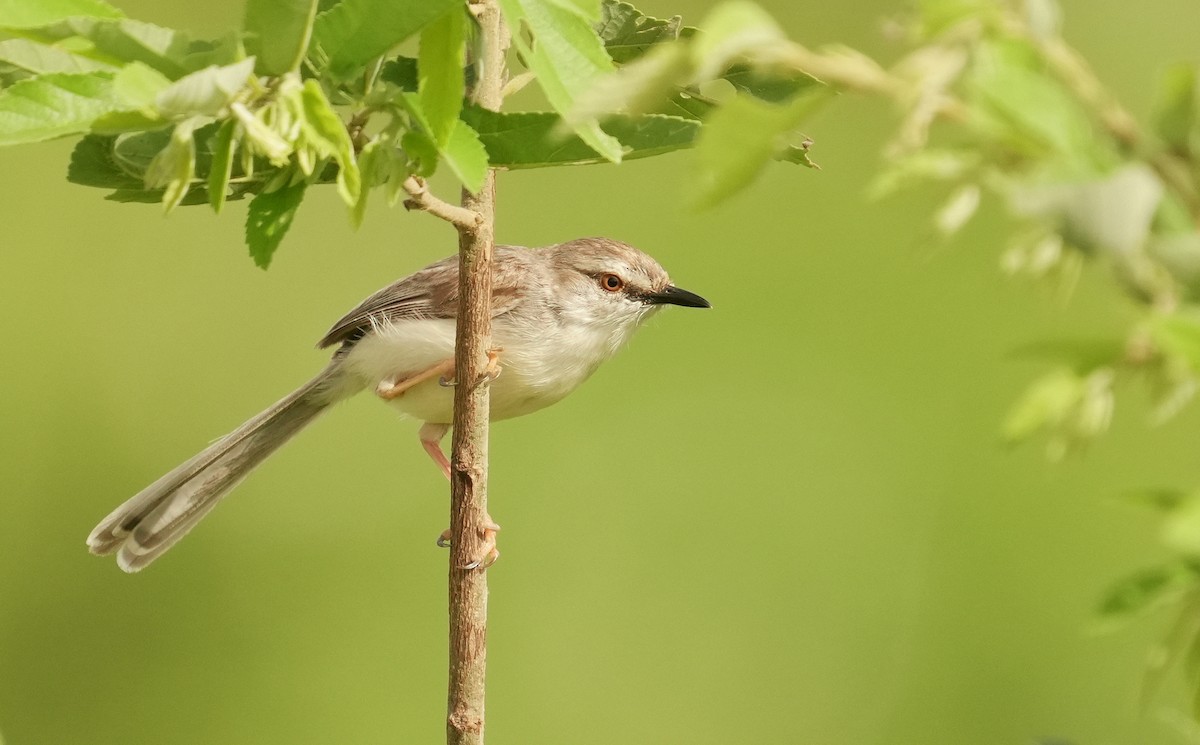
[339,312,643,425]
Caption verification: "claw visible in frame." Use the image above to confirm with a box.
[482,347,503,384]
[437,517,500,570]
[376,359,455,400]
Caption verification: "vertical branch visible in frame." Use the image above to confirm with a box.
[446,1,504,744]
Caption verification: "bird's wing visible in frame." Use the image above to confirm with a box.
[316,248,527,349]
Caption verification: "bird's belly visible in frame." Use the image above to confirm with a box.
[341,319,593,425]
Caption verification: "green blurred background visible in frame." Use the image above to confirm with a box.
[3,1,1200,743]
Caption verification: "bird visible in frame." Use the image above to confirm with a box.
[86,237,710,572]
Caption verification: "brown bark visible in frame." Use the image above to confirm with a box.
[446,2,505,744]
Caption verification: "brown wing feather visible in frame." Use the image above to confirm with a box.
[317,246,530,349]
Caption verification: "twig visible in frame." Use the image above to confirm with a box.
[402,176,482,231]
[445,1,504,743]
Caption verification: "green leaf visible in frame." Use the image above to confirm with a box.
[462,107,699,168]
[155,57,256,119]
[690,0,787,81]
[379,56,419,91]
[966,39,1110,172]
[1122,488,1193,513]
[498,0,623,162]
[68,133,145,189]
[1153,311,1200,371]
[1163,496,1200,554]
[1007,337,1125,373]
[418,7,467,148]
[246,180,307,268]
[1096,563,1199,630]
[299,78,359,204]
[0,38,117,74]
[594,0,691,64]
[1001,367,1082,444]
[244,0,318,76]
[721,62,821,104]
[569,42,694,123]
[400,128,438,178]
[1141,590,1200,707]
[111,61,171,109]
[18,18,200,79]
[688,89,829,208]
[0,0,122,29]
[1155,63,1197,155]
[441,120,487,193]
[351,135,387,228]
[69,127,256,205]
[0,71,120,146]
[311,0,461,79]
[207,118,236,213]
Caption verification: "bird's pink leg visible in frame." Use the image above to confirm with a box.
[420,422,500,569]
[376,358,456,400]
[419,422,452,480]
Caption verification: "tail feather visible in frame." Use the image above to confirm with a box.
[87,362,350,572]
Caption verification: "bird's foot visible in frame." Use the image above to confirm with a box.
[437,515,501,569]
[376,359,456,400]
[482,347,503,384]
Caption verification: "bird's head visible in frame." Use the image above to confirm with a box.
[548,237,710,331]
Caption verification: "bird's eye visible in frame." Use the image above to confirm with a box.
[600,273,624,292]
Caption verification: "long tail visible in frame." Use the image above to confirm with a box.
[87,361,353,572]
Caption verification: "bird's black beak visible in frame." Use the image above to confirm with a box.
[645,285,711,308]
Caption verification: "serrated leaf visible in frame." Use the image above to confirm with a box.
[498,0,623,162]
[0,71,119,145]
[246,180,306,268]
[207,118,236,213]
[689,89,829,208]
[594,0,690,64]
[244,0,318,76]
[418,7,466,148]
[1155,63,1197,155]
[0,38,117,74]
[0,0,122,29]
[311,0,461,79]
[299,78,358,204]
[155,57,256,118]
[462,107,699,168]
[441,120,487,193]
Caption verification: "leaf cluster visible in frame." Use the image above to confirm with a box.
[0,0,824,266]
